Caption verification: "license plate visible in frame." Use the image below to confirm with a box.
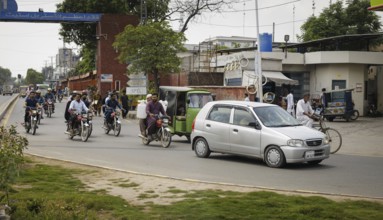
[305,151,315,159]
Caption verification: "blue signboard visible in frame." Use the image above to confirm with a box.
[0,11,101,23]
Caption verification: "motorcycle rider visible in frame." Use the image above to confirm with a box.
[104,93,125,127]
[44,88,56,113]
[35,90,45,119]
[146,93,167,140]
[68,93,89,134]
[24,91,41,127]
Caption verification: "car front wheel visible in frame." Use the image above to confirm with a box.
[194,138,211,158]
[265,146,286,168]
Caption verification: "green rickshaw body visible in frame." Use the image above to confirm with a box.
[159,86,213,140]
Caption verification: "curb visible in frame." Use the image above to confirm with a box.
[0,94,19,122]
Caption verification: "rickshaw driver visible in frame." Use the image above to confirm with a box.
[296,93,315,128]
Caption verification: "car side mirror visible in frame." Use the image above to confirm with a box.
[249,121,261,130]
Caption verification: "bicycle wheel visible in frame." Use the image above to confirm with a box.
[324,128,342,154]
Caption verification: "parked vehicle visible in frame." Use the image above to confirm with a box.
[140,115,172,148]
[2,84,13,96]
[159,86,213,142]
[25,107,39,135]
[19,85,28,98]
[322,88,359,121]
[103,108,122,137]
[191,101,330,168]
[66,111,90,142]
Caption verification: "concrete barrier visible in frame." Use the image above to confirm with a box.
[0,94,20,122]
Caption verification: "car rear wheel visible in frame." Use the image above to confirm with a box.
[194,138,211,158]
[265,146,286,168]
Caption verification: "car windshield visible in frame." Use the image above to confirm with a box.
[253,106,302,127]
[188,94,213,108]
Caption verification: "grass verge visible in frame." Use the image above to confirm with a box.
[2,158,383,219]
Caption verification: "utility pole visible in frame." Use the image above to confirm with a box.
[255,0,263,102]
[293,4,295,42]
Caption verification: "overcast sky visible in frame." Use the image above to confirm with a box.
[0,0,381,78]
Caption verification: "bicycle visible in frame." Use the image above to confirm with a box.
[312,114,342,154]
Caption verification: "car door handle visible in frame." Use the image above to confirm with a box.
[206,124,211,127]
[233,129,238,132]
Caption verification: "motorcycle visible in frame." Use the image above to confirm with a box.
[103,108,122,137]
[45,99,54,118]
[58,94,63,103]
[36,107,42,125]
[66,111,90,142]
[87,111,93,136]
[140,115,172,148]
[25,107,39,135]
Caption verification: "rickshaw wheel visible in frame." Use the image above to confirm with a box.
[350,110,359,121]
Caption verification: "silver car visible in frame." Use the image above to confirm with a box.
[191,101,330,168]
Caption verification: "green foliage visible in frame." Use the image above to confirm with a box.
[113,21,186,92]
[0,66,12,85]
[6,159,383,219]
[0,126,28,205]
[24,69,44,85]
[73,46,97,76]
[299,0,381,42]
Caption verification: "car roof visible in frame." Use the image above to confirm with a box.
[207,100,276,108]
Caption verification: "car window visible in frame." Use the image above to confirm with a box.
[207,105,232,123]
[253,106,301,127]
[233,108,256,127]
[188,94,213,108]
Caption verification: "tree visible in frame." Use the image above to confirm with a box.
[299,0,381,42]
[24,69,44,85]
[166,0,232,33]
[113,22,186,93]
[0,66,12,85]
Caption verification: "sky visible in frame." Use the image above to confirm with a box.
[0,0,381,78]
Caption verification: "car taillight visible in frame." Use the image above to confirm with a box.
[191,118,196,132]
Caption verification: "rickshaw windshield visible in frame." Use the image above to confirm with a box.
[188,94,213,108]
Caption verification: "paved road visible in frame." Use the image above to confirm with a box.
[3,97,383,199]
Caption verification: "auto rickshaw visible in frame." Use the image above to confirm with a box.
[159,86,213,142]
[19,85,28,98]
[322,88,359,122]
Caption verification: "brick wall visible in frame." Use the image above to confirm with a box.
[96,14,139,95]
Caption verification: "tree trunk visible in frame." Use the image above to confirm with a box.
[152,68,160,94]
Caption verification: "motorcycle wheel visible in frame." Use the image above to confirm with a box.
[32,120,37,135]
[37,115,41,125]
[48,110,52,118]
[88,123,93,136]
[114,123,121,137]
[81,125,89,142]
[160,128,172,148]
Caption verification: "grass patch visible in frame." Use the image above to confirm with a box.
[118,182,140,188]
[2,159,383,219]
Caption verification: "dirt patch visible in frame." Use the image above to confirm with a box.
[27,155,383,205]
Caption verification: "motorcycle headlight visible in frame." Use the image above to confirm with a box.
[287,139,305,147]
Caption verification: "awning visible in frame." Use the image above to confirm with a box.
[263,71,299,86]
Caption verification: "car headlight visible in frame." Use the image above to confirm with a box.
[323,137,330,145]
[287,139,305,147]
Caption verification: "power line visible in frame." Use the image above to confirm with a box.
[196,19,307,28]
[220,0,301,13]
